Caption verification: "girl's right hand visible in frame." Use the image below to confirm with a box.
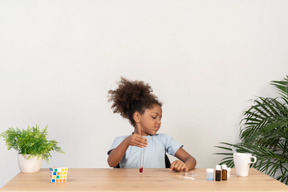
[125,134,147,148]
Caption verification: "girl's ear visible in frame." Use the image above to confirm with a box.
[133,111,141,123]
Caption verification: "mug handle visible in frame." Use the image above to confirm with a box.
[249,156,257,164]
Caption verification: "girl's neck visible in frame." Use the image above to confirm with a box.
[134,127,148,136]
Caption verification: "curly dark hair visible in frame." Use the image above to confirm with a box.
[108,77,162,126]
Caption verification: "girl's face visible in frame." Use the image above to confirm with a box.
[138,104,162,136]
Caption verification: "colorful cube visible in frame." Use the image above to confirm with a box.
[49,167,68,183]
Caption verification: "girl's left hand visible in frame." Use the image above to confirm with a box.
[170,160,188,172]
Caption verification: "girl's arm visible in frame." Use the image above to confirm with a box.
[107,134,147,167]
[170,147,196,172]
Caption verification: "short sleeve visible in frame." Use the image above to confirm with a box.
[161,134,183,156]
[107,136,126,155]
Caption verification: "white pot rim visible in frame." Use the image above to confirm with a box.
[18,154,43,158]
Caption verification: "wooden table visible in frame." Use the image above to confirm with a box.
[0,168,287,192]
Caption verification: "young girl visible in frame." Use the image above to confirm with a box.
[107,77,196,172]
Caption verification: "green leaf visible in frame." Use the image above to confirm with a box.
[215,76,288,185]
[0,125,64,162]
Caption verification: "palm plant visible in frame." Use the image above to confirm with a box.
[215,76,288,185]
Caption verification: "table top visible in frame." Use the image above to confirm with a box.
[0,168,287,192]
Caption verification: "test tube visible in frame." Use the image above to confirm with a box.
[139,147,145,173]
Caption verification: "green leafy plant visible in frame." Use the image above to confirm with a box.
[215,76,288,185]
[0,125,64,162]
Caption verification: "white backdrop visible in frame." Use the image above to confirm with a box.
[1,0,288,188]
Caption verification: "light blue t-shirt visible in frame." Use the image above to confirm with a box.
[109,133,183,168]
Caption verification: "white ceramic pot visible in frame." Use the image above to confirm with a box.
[18,154,42,173]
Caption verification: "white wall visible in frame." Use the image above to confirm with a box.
[1,0,288,188]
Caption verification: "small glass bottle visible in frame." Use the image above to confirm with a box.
[206,168,214,181]
[221,164,227,181]
[227,168,231,179]
[215,165,221,181]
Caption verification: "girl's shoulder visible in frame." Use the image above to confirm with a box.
[112,135,129,144]
[152,133,173,141]
[114,135,128,140]
[154,133,169,137]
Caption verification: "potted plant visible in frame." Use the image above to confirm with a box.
[215,76,288,185]
[0,125,64,173]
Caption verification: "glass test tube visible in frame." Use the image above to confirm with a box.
[139,147,145,173]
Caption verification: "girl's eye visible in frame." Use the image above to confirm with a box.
[152,116,157,119]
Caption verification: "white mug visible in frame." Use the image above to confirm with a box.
[233,153,257,176]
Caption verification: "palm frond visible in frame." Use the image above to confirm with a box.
[271,75,288,100]
[215,143,288,184]
[215,76,288,185]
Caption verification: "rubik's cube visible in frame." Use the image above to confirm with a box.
[49,167,68,183]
